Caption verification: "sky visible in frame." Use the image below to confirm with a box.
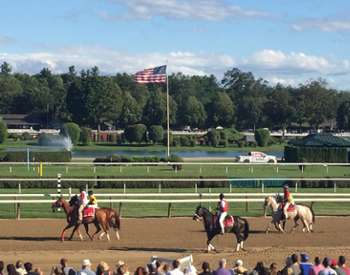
[1,0,350,90]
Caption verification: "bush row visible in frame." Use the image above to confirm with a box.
[0,150,72,162]
[285,146,348,163]
[93,154,183,163]
[0,180,349,189]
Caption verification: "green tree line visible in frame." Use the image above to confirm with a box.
[1,62,350,130]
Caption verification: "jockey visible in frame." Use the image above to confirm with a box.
[78,186,88,222]
[88,190,98,208]
[217,193,229,234]
[283,184,295,220]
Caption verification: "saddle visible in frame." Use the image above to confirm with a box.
[83,206,96,218]
[279,204,296,212]
[212,214,235,229]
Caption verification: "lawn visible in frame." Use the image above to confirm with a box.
[0,187,349,219]
[0,162,348,179]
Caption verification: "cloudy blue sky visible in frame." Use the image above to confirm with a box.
[1,0,350,89]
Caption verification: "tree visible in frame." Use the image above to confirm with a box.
[0,118,7,144]
[179,96,206,128]
[124,124,147,143]
[148,125,164,143]
[254,128,270,147]
[62,122,81,145]
[0,62,12,75]
[207,92,235,127]
[80,127,92,146]
[118,92,141,127]
[337,101,350,130]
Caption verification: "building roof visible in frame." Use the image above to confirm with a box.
[288,133,350,147]
[0,114,40,126]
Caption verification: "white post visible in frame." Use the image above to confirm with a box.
[276,166,279,174]
[18,183,21,194]
[225,167,228,174]
[158,183,161,193]
[295,182,298,193]
[199,167,202,174]
[229,183,232,193]
[147,167,150,173]
[57,174,62,211]
[261,182,264,193]
[66,167,68,174]
[334,182,337,193]
[195,183,198,193]
[93,167,96,174]
[68,187,72,198]
[123,183,126,194]
[26,148,30,171]
[85,184,88,192]
[9,166,12,173]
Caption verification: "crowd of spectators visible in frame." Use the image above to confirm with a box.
[1,253,350,275]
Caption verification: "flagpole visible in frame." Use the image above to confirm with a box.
[166,74,170,158]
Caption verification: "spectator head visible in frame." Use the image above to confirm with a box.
[270,263,278,271]
[60,258,68,267]
[82,259,92,269]
[172,260,180,269]
[285,257,293,267]
[0,261,4,273]
[202,262,210,272]
[219,259,227,269]
[15,261,23,269]
[68,269,76,275]
[235,260,243,267]
[331,259,337,268]
[323,257,331,268]
[7,264,17,275]
[134,266,147,275]
[301,253,309,263]
[339,256,346,266]
[100,261,109,272]
[315,257,321,266]
[291,254,299,263]
[24,262,33,272]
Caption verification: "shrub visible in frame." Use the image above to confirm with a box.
[0,119,7,144]
[4,150,72,162]
[22,132,33,141]
[254,128,270,147]
[149,125,164,144]
[207,129,219,146]
[62,122,81,145]
[80,127,92,146]
[179,136,192,146]
[124,124,147,143]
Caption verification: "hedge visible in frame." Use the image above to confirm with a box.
[255,128,270,147]
[0,119,7,144]
[3,150,72,162]
[62,122,81,145]
[284,145,348,163]
[94,154,183,163]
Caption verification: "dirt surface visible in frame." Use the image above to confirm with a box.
[0,217,350,273]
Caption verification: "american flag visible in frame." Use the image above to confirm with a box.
[135,65,167,83]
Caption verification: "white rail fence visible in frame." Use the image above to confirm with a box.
[1,192,350,219]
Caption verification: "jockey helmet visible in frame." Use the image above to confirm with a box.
[79,186,85,192]
[283,184,289,189]
[88,190,93,196]
[219,193,224,199]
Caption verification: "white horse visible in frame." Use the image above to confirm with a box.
[263,195,315,233]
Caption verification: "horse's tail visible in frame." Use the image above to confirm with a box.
[237,217,249,241]
[309,204,316,223]
[110,209,121,230]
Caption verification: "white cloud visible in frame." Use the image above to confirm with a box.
[244,49,332,75]
[103,0,268,21]
[0,47,235,76]
[1,47,350,89]
[293,19,350,32]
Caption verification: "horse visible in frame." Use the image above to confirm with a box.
[193,206,249,252]
[52,196,120,242]
[263,195,315,233]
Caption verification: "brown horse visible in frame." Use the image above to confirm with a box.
[52,196,120,242]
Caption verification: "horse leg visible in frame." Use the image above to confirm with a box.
[277,222,285,233]
[69,224,80,241]
[84,223,93,241]
[92,221,101,239]
[60,224,73,242]
[291,216,299,232]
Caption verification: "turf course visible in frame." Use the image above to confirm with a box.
[0,163,349,179]
[0,187,349,219]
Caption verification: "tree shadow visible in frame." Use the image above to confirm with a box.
[0,236,58,241]
[109,246,188,253]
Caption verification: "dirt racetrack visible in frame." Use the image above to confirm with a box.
[0,217,350,273]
